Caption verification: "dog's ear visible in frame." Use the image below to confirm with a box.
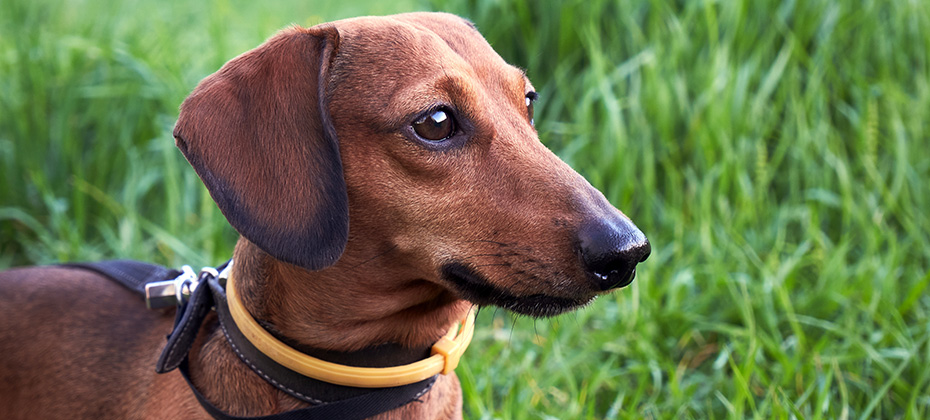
[173,26,347,270]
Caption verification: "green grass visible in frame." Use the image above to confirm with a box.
[2,0,929,418]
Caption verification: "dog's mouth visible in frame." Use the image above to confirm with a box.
[440,262,595,317]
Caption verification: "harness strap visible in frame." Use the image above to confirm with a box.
[62,260,181,297]
[155,268,216,373]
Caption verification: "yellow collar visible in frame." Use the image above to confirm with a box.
[225,271,476,388]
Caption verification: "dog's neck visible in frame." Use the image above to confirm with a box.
[229,237,470,353]
[182,238,470,416]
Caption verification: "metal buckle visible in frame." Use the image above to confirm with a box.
[145,264,212,309]
[216,262,231,287]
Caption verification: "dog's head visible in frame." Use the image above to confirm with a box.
[174,12,649,317]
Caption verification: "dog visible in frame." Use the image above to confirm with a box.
[0,12,650,419]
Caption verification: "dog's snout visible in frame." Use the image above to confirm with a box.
[578,218,651,291]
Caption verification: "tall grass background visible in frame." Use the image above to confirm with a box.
[2,0,928,418]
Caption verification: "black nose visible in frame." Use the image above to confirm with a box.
[578,218,651,290]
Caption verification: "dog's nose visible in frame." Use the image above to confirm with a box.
[578,218,651,290]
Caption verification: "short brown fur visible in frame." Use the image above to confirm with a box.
[0,12,647,419]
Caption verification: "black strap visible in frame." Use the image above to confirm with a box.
[178,360,432,420]
[62,260,181,297]
[155,272,215,373]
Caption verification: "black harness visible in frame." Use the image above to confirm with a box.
[67,260,436,420]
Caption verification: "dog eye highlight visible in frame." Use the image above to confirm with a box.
[412,108,456,141]
[525,92,538,126]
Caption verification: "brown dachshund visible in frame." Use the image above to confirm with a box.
[0,12,649,419]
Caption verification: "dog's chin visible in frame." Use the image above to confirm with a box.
[441,262,596,318]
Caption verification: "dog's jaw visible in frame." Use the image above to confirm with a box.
[441,262,597,317]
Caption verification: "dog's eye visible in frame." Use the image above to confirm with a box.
[412,108,456,141]
[525,92,538,126]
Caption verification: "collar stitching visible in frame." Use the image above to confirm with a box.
[217,318,327,404]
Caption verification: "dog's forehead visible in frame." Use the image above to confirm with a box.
[329,13,523,83]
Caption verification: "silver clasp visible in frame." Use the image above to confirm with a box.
[144,265,197,309]
[144,261,232,309]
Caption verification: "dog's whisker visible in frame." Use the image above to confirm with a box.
[471,263,511,269]
[459,253,505,262]
[462,239,512,247]
[509,313,518,346]
[351,244,398,269]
